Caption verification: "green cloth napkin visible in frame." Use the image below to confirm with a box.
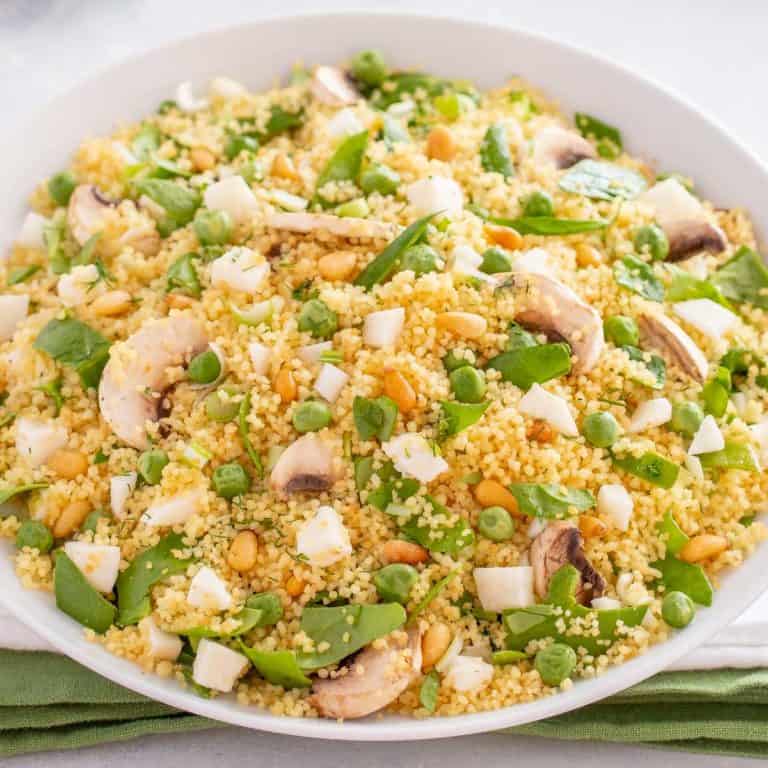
[3,650,768,759]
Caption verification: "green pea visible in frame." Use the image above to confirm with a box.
[138,449,169,485]
[188,349,222,384]
[335,198,370,218]
[292,400,333,433]
[670,401,704,437]
[16,520,53,553]
[401,244,440,276]
[373,563,418,603]
[205,386,241,422]
[349,50,388,87]
[443,350,473,372]
[661,590,695,629]
[224,133,259,161]
[81,509,109,534]
[449,366,486,403]
[298,299,338,339]
[212,462,250,500]
[521,190,554,218]
[360,164,400,196]
[582,411,619,448]
[603,315,639,347]
[193,209,233,246]
[479,246,513,275]
[534,642,577,686]
[477,506,514,541]
[48,171,77,207]
[634,224,669,261]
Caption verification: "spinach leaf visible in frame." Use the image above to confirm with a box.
[508,483,595,518]
[54,551,116,633]
[712,246,768,308]
[135,179,201,233]
[666,267,731,308]
[0,483,48,505]
[480,123,514,178]
[656,510,689,556]
[7,265,41,286]
[238,644,311,688]
[437,401,490,439]
[559,159,646,201]
[400,498,475,556]
[238,392,264,478]
[355,458,420,511]
[419,670,440,712]
[353,395,399,442]
[614,255,664,302]
[488,216,607,236]
[315,131,369,196]
[486,343,572,389]
[699,442,760,472]
[258,106,304,142]
[623,345,666,389]
[574,113,623,158]
[652,555,713,606]
[297,603,406,669]
[131,123,163,161]
[612,451,679,488]
[407,571,458,624]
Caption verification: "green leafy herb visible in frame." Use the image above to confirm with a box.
[623,345,666,389]
[239,644,311,688]
[652,555,713,606]
[0,483,48,505]
[559,159,646,201]
[437,400,490,439]
[353,395,398,442]
[399,498,475,556]
[134,179,201,233]
[54,551,116,633]
[315,131,369,197]
[712,246,768,308]
[7,265,41,286]
[666,267,731,308]
[489,216,607,236]
[574,113,622,158]
[699,442,759,473]
[614,255,664,302]
[612,451,679,488]
[480,123,514,178]
[258,106,304,142]
[408,571,458,625]
[131,123,163,161]
[508,483,595,519]
[355,459,419,511]
[419,670,440,712]
[486,343,572,389]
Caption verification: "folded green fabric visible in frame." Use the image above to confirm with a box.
[3,650,768,759]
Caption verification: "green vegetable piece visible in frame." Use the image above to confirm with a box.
[353,396,398,442]
[224,133,259,161]
[238,392,264,478]
[137,449,168,485]
[166,253,201,297]
[634,224,669,261]
[623,345,666,389]
[400,500,474,557]
[657,510,690,556]
[293,400,333,433]
[374,563,418,603]
[81,508,109,534]
[603,315,639,347]
[193,209,233,246]
[54,551,116,633]
[34,317,111,389]
[419,669,440,712]
[699,442,760,472]
[188,349,221,384]
[521,190,554,218]
[298,298,338,339]
[48,171,77,206]
[43,218,69,274]
[490,216,607,236]
[354,213,437,290]
[36,376,65,416]
[350,49,387,87]
[0,483,48,505]
[315,131,369,196]
[131,123,162,161]
[535,642,577,686]
[212,462,250,500]
[712,246,768,308]
[505,322,537,352]
[662,590,695,629]
[239,644,311,688]
[245,592,284,626]
[433,91,465,121]
[407,571,459,624]
[614,255,664,302]
[478,506,515,541]
[7,265,41,286]
[360,163,400,196]
[479,246,513,274]
[480,123,514,178]
[582,411,619,448]
[356,460,419,511]
[72,233,100,267]
[442,350,473,371]
[335,198,369,218]
[574,113,623,158]
[652,556,713,606]
[612,451,679,488]
[135,179,201,232]
[16,520,53,553]
[438,400,490,439]
[492,650,529,665]
[559,159,646,201]
[400,244,440,276]
[116,533,193,625]
[740,515,755,527]
[702,367,731,417]
[297,603,407,669]
[509,483,595,519]
[486,343,572,389]
[449,366,486,404]
[257,106,304,143]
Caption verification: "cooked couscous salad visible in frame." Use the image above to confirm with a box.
[2,50,768,720]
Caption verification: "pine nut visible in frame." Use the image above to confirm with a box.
[286,575,305,597]
[382,369,417,413]
[679,534,728,563]
[318,251,357,281]
[189,147,216,172]
[47,449,88,480]
[426,126,457,161]
[91,290,133,317]
[575,244,604,268]
[274,367,298,403]
[526,419,556,443]
[579,514,608,539]
[484,224,523,250]
[422,623,452,670]
[436,311,487,340]
[473,479,520,517]
[227,530,259,573]
[53,500,91,538]
[271,153,299,180]
[382,539,429,565]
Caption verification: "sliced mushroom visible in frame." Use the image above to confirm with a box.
[67,185,115,246]
[638,311,708,382]
[530,520,605,605]
[311,65,360,107]
[498,272,604,374]
[310,628,421,719]
[664,219,727,261]
[532,126,597,170]
[270,434,335,495]
[266,211,396,240]
[98,316,208,449]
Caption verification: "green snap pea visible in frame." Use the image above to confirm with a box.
[534,642,577,686]
[373,563,418,604]
[16,520,53,553]
[521,190,554,218]
[400,244,440,276]
[634,224,669,261]
[48,171,77,206]
[449,366,486,403]
[670,401,704,437]
[187,349,221,384]
[661,590,695,628]
[582,411,619,448]
[193,209,233,246]
[292,400,333,433]
[349,50,387,87]
[212,462,250,499]
[205,386,241,422]
[138,449,169,485]
[298,299,338,339]
[54,551,116,633]
[477,506,514,541]
[603,315,639,347]
[335,198,370,218]
[479,246,513,274]
[360,164,400,196]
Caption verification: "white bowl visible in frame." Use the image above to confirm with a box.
[1,11,767,742]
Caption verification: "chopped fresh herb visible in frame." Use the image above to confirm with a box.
[400,498,475,556]
[614,254,665,302]
[134,179,201,234]
[36,377,65,416]
[623,345,666,389]
[508,483,595,518]
[559,159,646,201]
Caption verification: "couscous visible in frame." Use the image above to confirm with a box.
[2,50,768,719]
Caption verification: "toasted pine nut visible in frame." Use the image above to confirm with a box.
[382,539,429,565]
[579,514,608,539]
[526,419,556,443]
[474,479,520,517]
[189,147,216,172]
[383,369,417,413]
[679,534,728,563]
[271,153,300,180]
[166,293,196,309]
[47,449,88,480]
[53,500,91,539]
[91,290,133,317]
[575,244,604,268]
[436,312,487,340]
[227,530,259,573]
[426,126,457,161]
[286,575,305,597]
[318,251,357,282]
[274,367,298,403]
[422,623,452,670]
[484,224,523,251]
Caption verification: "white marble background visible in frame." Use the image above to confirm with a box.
[2,0,768,765]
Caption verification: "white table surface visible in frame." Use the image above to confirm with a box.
[2,0,767,765]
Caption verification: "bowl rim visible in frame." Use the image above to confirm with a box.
[2,9,768,741]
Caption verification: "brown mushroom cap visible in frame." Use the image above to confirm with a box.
[530,520,605,604]
[311,65,360,107]
[270,434,335,496]
[665,218,727,261]
[638,311,708,382]
[532,127,597,170]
